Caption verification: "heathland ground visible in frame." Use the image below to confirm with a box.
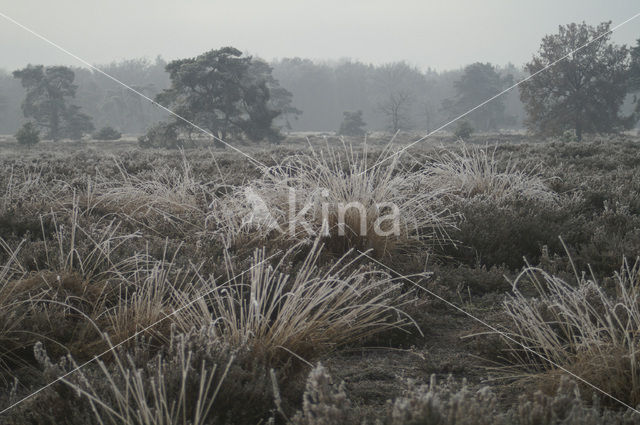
[1,132,640,424]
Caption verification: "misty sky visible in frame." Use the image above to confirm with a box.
[1,0,638,72]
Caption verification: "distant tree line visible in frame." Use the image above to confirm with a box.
[1,21,639,144]
[0,55,525,136]
[271,58,525,133]
[0,57,171,136]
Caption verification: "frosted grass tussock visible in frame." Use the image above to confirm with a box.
[84,152,215,233]
[425,143,558,204]
[208,143,458,257]
[503,256,640,405]
[181,240,421,362]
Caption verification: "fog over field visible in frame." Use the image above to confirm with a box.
[1,0,638,70]
[1,2,640,425]
[1,1,639,134]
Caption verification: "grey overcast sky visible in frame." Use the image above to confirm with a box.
[0,0,638,72]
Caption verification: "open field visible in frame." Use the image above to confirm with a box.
[1,133,640,424]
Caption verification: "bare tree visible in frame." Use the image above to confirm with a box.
[378,90,413,133]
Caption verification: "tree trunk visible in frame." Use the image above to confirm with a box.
[575,121,583,142]
[50,102,60,141]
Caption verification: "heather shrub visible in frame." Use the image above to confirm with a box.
[443,198,588,270]
[138,122,183,149]
[453,120,474,140]
[2,327,277,425]
[387,375,500,425]
[93,126,122,141]
[290,363,357,425]
[286,369,635,425]
[430,262,512,296]
[573,201,640,276]
[15,122,40,148]
[514,377,637,425]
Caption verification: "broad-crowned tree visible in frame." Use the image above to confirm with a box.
[13,65,93,140]
[156,47,284,146]
[247,59,301,132]
[520,22,634,141]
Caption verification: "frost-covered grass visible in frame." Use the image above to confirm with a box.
[1,136,640,423]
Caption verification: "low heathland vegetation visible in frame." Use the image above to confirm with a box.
[1,134,640,423]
